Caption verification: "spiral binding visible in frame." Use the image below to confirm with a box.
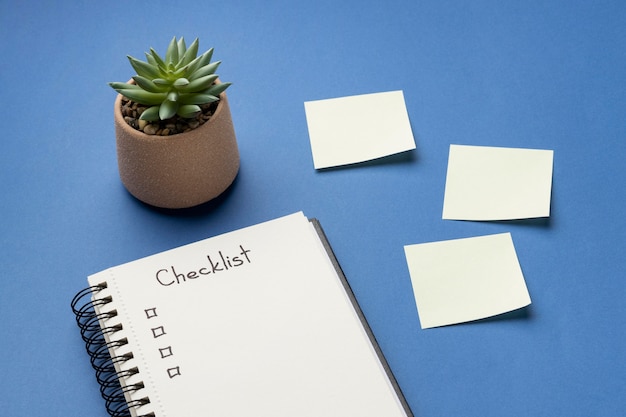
[71,282,155,417]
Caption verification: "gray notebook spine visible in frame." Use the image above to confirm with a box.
[309,219,414,417]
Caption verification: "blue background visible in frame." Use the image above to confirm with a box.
[1,1,625,416]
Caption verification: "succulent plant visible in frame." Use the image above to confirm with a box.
[109,37,231,121]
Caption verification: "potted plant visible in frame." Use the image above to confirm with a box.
[109,37,239,209]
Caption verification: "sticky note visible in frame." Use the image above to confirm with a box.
[404,233,531,329]
[304,91,416,169]
[442,144,554,220]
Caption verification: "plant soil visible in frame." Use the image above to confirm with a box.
[120,97,219,136]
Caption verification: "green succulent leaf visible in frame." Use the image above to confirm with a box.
[149,48,168,71]
[177,104,202,118]
[171,65,189,79]
[117,89,167,105]
[203,82,231,97]
[188,61,221,81]
[153,78,171,86]
[179,38,199,66]
[186,48,214,75]
[132,76,168,93]
[145,53,157,67]
[159,99,179,120]
[173,78,190,88]
[177,74,218,93]
[165,37,179,65]
[178,93,220,105]
[177,37,187,62]
[127,55,161,79]
[139,105,161,121]
[167,91,179,102]
[194,48,213,68]
[109,81,140,92]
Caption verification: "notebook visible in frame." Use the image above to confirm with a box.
[71,212,413,417]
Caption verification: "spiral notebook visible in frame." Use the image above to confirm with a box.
[72,212,413,417]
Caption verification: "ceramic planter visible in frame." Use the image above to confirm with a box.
[114,88,239,209]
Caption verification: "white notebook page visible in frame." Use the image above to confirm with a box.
[89,212,409,417]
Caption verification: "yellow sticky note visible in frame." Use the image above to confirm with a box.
[404,233,531,329]
[304,91,416,169]
[443,144,554,220]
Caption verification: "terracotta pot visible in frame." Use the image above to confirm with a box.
[114,87,239,209]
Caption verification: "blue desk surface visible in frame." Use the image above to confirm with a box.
[1,1,625,416]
